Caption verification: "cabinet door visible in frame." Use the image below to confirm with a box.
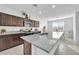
[0,36,11,51]
[34,21,39,27]
[0,36,14,51]
[0,13,1,25]
[12,16,24,26]
[0,36,6,51]
[12,16,17,26]
[11,35,24,46]
[16,17,24,26]
[31,20,34,27]
[5,36,13,49]
[37,21,39,27]
[0,35,24,52]
[1,13,12,26]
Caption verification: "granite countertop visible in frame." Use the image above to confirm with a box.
[0,31,41,36]
[21,33,63,53]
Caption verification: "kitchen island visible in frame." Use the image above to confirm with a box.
[0,31,41,52]
[21,32,63,55]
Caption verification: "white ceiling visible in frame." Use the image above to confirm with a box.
[2,4,79,20]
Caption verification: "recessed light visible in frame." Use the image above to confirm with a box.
[38,10,42,14]
[52,5,56,8]
[33,4,38,7]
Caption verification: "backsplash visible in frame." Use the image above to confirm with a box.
[0,26,39,32]
[0,26,26,32]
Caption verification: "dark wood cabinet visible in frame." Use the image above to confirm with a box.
[0,13,12,26]
[34,21,39,27]
[32,20,39,27]
[12,16,17,26]
[0,13,1,25]
[0,34,24,52]
[0,12,24,26]
[0,12,39,27]
[0,36,6,51]
[24,41,31,55]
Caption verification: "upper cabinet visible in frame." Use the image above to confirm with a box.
[29,20,39,27]
[0,12,39,27]
[0,12,24,26]
[24,19,39,27]
[12,16,24,26]
[34,20,39,27]
[0,13,12,26]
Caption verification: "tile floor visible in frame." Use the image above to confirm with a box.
[0,44,23,55]
[54,42,79,55]
[54,38,79,55]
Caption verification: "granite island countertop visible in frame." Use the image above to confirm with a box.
[21,32,63,53]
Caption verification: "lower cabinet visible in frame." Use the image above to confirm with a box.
[0,35,24,52]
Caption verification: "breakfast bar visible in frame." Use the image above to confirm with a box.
[21,32,63,55]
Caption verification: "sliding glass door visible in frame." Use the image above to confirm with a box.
[52,22,64,39]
